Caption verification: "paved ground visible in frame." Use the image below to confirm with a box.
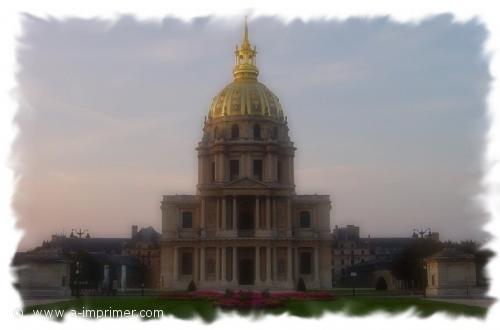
[425,297,495,308]
[22,298,72,307]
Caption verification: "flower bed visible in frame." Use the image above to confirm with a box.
[272,291,334,301]
[161,290,334,309]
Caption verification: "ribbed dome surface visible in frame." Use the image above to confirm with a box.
[208,80,284,120]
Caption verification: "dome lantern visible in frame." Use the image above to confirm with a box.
[233,17,259,81]
[208,18,284,121]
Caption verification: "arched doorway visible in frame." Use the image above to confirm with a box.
[238,259,254,285]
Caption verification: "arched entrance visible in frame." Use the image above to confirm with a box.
[238,259,254,285]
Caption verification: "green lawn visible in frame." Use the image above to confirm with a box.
[23,296,488,322]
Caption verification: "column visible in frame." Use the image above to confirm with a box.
[222,197,227,230]
[266,197,271,230]
[287,246,293,283]
[200,247,205,281]
[232,197,237,232]
[255,196,260,229]
[120,264,127,290]
[287,197,292,236]
[266,246,272,284]
[221,247,226,283]
[216,198,220,229]
[272,247,277,280]
[173,247,179,281]
[293,247,300,283]
[218,153,225,182]
[193,247,199,282]
[272,198,277,229]
[314,246,320,283]
[201,197,206,230]
[232,246,238,284]
[215,247,220,282]
[255,246,261,285]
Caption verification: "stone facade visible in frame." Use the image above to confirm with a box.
[425,248,482,297]
[160,21,332,291]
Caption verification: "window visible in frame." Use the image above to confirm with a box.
[231,124,239,139]
[299,252,312,275]
[341,259,344,266]
[182,211,193,228]
[299,211,311,228]
[277,161,282,183]
[214,126,218,140]
[181,252,193,275]
[271,126,278,140]
[431,274,435,286]
[253,159,263,181]
[230,160,239,180]
[278,258,286,275]
[207,258,216,275]
[253,124,261,140]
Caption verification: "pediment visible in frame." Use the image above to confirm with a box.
[223,177,269,189]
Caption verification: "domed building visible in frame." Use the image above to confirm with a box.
[160,21,332,290]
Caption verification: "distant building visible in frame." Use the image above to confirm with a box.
[331,225,424,288]
[13,252,72,298]
[123,226,161,288]
[13,225,161,298]
[425,248,483,297]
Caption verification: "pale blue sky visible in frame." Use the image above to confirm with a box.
[14,14,489,250]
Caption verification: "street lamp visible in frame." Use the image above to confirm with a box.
[350,271,357,296]
[75,261,81,298]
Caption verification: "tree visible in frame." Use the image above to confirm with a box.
[187,280,197,292]
[297,277,306,291]
[375,276,388,291]
[391,238,443,290]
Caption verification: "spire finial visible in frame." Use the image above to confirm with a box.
[241,16,251,49]
[244,16,249,43]
[233,17,259,80]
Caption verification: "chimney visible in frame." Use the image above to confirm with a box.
[132,225,138,238]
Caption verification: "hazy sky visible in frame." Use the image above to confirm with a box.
[14,14,489,251]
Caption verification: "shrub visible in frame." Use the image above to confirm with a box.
[297,277,306,291]
[187,280,197,292]
[239,290,253,301]
[375,276,388,291]
[224,288,234,298]
[261,289,271,298]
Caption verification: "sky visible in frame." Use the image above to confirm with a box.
[13,14,490,251]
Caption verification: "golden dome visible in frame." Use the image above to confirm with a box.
[208,18,285,121]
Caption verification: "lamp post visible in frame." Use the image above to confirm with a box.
[350,271,357,296]
[422,262,427,298]
[75,261,81,298]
